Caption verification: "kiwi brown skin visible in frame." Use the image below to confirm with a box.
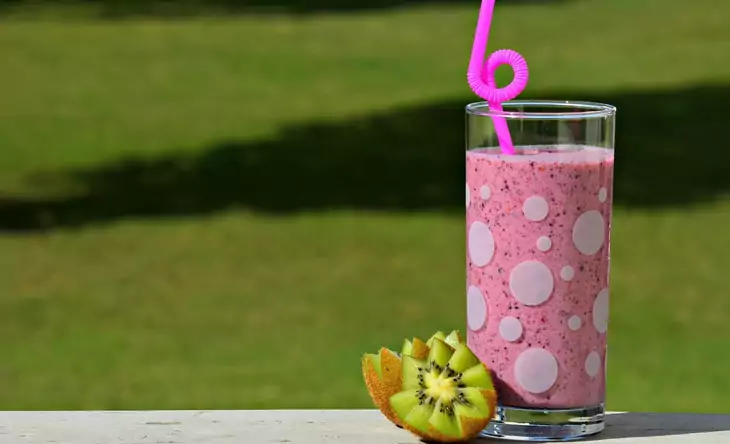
[362,348,403,426]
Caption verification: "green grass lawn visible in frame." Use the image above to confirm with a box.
[1,0,729,412]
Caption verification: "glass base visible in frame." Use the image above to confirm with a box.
[481,404,605,442]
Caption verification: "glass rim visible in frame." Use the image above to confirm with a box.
[466,100,616,120]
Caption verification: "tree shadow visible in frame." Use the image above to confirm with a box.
[0,0,574,18]
[0,84,727,232]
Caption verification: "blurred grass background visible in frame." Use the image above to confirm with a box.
[0,0,729,413]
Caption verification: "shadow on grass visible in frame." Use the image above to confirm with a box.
[0,0,573,17]
[0,84,728,232]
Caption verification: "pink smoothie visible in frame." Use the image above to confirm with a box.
[465,145,614,409]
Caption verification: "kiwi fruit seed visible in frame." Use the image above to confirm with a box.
[362,338,431,427]
[388,338,497,442]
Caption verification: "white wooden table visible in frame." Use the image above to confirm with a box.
[1,410,729,443]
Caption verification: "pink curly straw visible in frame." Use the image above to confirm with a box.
[467,0,530,154]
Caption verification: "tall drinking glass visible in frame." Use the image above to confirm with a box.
[465,101,616,441]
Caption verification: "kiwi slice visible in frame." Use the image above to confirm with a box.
[461,364,495,391]
[429,338,453,370]
[361,330,488,439]
[402,339,413,357]
[410,337,430,359]
[365,352,383,378]
[402,355,427,390]
[427,329,463,349]
[448,342,480,373]
[362,348,403,426]
[426,331,446,348]
[402,337,430,360]
[362,337,432,429]
[389,339,497,442]
[444,330,463,348]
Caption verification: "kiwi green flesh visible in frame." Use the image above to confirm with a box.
[460,387,492,416]
[402,355,427,390]
[390,390,420,421]
[402,339,413,356]
[366,353,382,379]
[454,402,484,419]
[391,343,491,438]
[426,331,446,347]
[430,400,461,437]
[428,338,452,370]
[448,344,480,373]
[444,330,462,348]
[461,364,494,391]
[404,403,433,433]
